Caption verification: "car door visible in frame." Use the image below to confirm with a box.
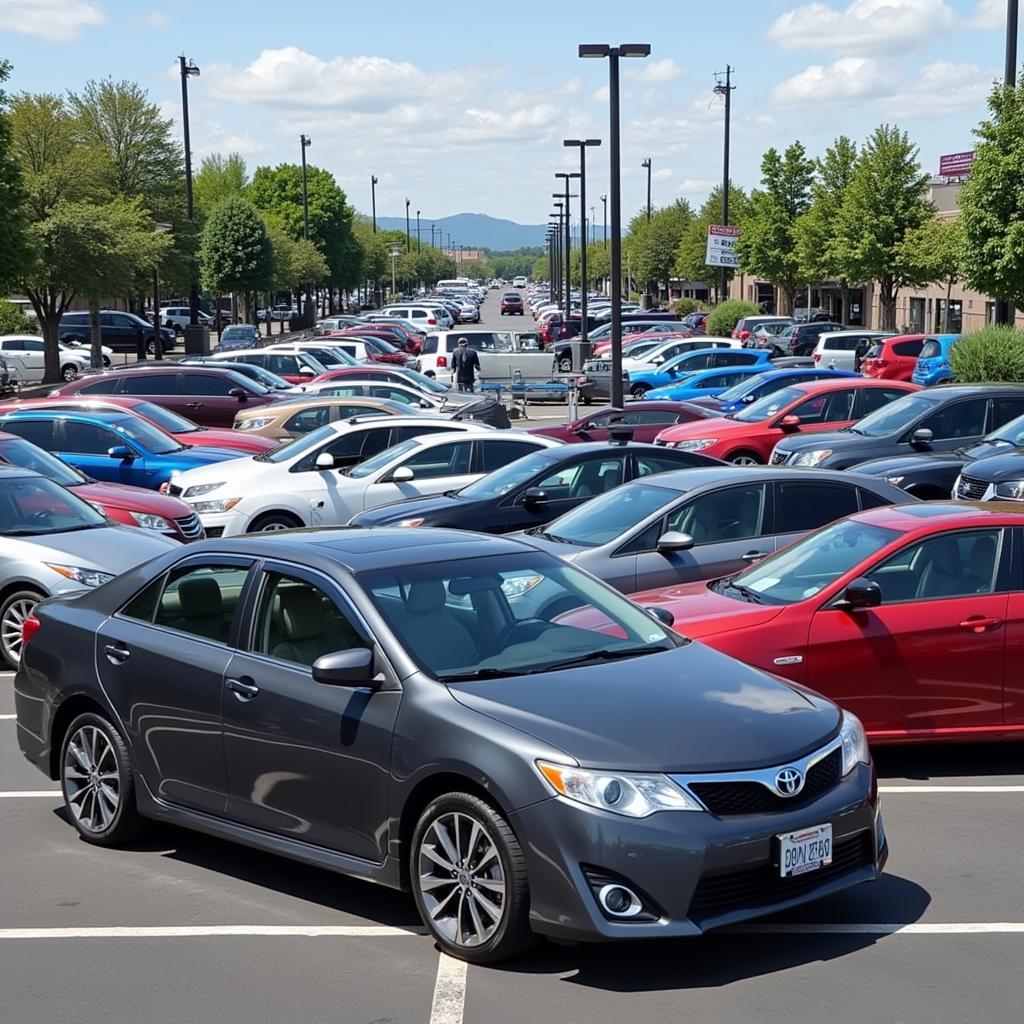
[119,370,189,418]
[806,527,1008,736]
[757,389,861,460]
[57,419,147,486]
[360,438,476,512]
[94,558,254,815]
[0,339,33,382]
[20,339,46,380]
[108,313,140,350]
[906,397,990,455]
[301,426,397,525]
[1003,528,1024,726]
[469,439,551,532]
[221,564,400,861]
[771,479,862,553]
[509,452,630,530]
[181,372,240,427]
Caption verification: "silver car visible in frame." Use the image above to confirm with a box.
[0,466,180,667]
[515,466,910,605]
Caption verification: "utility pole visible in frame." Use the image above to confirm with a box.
[601,195,607,248]
[416,210,421,252]
[713,65,734,305]
[178,56,200,327]
[996,1,1019,325]
[405,198,411,252]
[642,157,652,221]
[370,175,378,232]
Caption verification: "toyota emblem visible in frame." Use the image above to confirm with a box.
[775,767,804,797]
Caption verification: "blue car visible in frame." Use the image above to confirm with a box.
[911,334,960,386]
[0,410,243,490]
[642,366,766,402]
[684,367,861,414]
[627,347,771,398]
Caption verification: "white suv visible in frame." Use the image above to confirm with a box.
[0,335,92,382]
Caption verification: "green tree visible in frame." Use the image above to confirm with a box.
[959,79,1024,315]
[831,125,933,329]
[625,199,693,297]
[898,218,964,331]
[0,299,35,334]
[736,143,814,313]
[674,182,750,294]
[950,325,1024,382]
[193,152,248,219]
[199,196,274,322]
[0,61,29,291]
[706,298,761,337]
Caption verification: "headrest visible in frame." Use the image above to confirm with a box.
[406,579,446,614]
[279,587,325,641]
[178,577,222,619]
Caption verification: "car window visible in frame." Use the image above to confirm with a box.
[370,385,419,405]
[668,483,767,544]
[865,529,1001,603]
[622,410,680,426]
[892,339,925,357]
[790,389,857,424]
[919,399,988,439]
[479,439,541,472]
[309,427,391,468]
[714,351,757,366]
[860,386,912,415]
[537,456,626,498]
[545,482,675,547]
[267,355,299,376]
[918,339,942,359]
[0,340,17,350]
[992,397,1024,427]
[774,482,860,533]
[398,440,473,479]
[184,373,233,396]
[148,563,251,643]
[732,386,805,422]
[251,572,363,667]
[824,336,859,351]
[0,418,57,447]
[122,373,178,396]
[284,406,331,433]
[62,421,119,455]
[634,453,692,476]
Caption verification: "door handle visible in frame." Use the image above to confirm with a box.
[226,677,260,700]
[742,551,769,562]
[959,616,1003,633]
[104,642,130,665]
[185,402,202,409]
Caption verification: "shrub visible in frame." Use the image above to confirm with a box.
[949,325,1024,383]
[705,299,761,337]
[0,300,37,335]
[671,297,705,318]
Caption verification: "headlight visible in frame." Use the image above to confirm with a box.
[994,479,1024,500]
[500,574,544,599]
[885,476,905,486]
[839,712,869,776]
[672,438,718,451]
[536,761,703,817]
[191,497,241,514]
[237,417,274,431]
[790,448,833,467]
[398,517,426,528]
[182,482,225,498]
[129,511,173,531]
[45,564,115,588]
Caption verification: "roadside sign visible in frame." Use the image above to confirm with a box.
[706,224,741,268]
[939,151,974,177]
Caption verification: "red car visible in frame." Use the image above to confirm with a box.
[607,503,1024,745]
[0,396,277,454]
[0,431,201,541]
[336,329,416,365]
[859,334,928,380]
[653,379,920,465]
[527,401,714,444]
[500,293,525,315]
[306,366,438,389]
[590,331,692,359]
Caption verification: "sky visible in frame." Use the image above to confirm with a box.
[0,0,1016,231]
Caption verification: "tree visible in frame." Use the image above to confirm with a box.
[736,143,814,313]
[0,61,29,291]
[831,125,933,329]
[674,182,750,294]
[199,197,273,322]
[959,79,1024,314]
[625,199,693,297]
[193,153,248,219]
[898,218,964,330]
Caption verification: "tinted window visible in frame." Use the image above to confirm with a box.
[635,453,693,476]
[547,482,675,547]
[714,351,757,366]
[893,339,925,357]
[479,439,540,473]
[790,389,857,424]
[668,484,767,544]
[283,406,331,433]
[370,385,419,406]
[993,397,1024,428]
[918,339,942,359]
[858,487,894,510]
[823,336,859,351]
[0,419,56,448]
[621,410,679,426]
[394,424,457,442]
[422,336,438,355]
[266,355,299,376]
[122,373,178,396]
[184,373,234,396]
[152,563,250,643]
[62,421,119,455]
[78,378,121,395]
[920,399,988,439]
[860,386,912,415]
[398,440,473,479]
[538,456,626,498]
[775,482,859,532]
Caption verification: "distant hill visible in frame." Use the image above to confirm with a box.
[372,212,548,251]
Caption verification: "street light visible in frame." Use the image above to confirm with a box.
[300,134,312,320]
[555,178,579,325]
[178,55,200,328]
[601,194,608,250]
[151,222,173,363]
[370,175,378,232]
[405,198,411,251]
[389,246,402,299]
[641,157,652,222]
[551,204,564,305]
[580,42,651,408]
[565,139,601,370]
[713,66,734,305]
[416,209,421,253]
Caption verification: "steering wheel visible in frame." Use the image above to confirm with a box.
[496,618,550,648]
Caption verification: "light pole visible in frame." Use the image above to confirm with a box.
[405,198,411,252]
[555,175,579,328]
[565,139,601,370]
[591,205,596,245]
[370,175,378,232]
[389,246,402,300]
[151,222,172,363]
[300,133,312,320]
[178,55,200,328]
[416,210,421,253]
[713,66,734,305]
[996,1,1019,325]
[580,42,651,408]
[642,157,652,222]
[601,194,608,249]
[551,205,563,306]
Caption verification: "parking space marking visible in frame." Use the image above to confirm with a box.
[879,786,1024,793]
[730,923,1024,935]
[0,714,15,720]
[428,954,468,1024]
[0,925,427,939]
[0,791,60,799]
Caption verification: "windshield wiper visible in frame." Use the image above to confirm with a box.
[724,580,764,604]
[437,667,517,682]
[535,530,571,543]
[533,645,673,672]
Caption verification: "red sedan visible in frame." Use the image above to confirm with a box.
[0,397,277,454]
[612,503,1024,745]
[527,400,714,444]
[653,379,919,465]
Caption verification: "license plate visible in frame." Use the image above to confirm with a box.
[778,823,833,878]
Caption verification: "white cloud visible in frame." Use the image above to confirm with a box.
[625,58,684,84]
[0,0,103,41]
[886,60,994,117]
[676,179,717,198]
[592,84,610,103]
[562,75,583,95]
[141,11,167,28]
[966,0,1004,29]
[653,167,674,181]
[771,57,887,105]
[766,0,955,53]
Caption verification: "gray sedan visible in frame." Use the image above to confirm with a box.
[517,467,912,598]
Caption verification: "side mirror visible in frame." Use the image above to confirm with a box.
[656,531,694,553]
[419,400,432,409]
[779,414,802,431]
[299,367,316,376]
[651,356,664,364]
[521,486,547,506]
[314,451,335,469]
[839,577,882,611]
[910,427,934,447]
[312,648,377,687]
[391,465,415,482]
[647,605,675,627]
[107,445,134,460]
[742,393,756,403]
[229,387,248,400]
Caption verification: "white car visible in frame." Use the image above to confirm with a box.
[811,330,894,372]
[379,304,454,330]
[160,306,215,333]
[619,337,742,373]
[169,425,559,534]
[0,335,92,382]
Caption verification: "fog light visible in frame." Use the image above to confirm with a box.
[597,884,643,919]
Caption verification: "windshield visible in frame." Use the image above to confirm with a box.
[0,437,84,486]
[348,437,419,478]
[540,482,677,547]
[132,401,199,434]
[221,327,251,341]
[0,474,108,536]
[986,412,1024,446]
[458,449,557,500]
[778,326,796,338]
[850,392,939,438]
[919,339,941,359]
[111,417,183,454]
[320,348,359,367]
[400,368,449,393]
[722,518,900,605]
[732,386,805,422]
[361,552,679,680]
[715,371,772,403]
[263,423,335,464]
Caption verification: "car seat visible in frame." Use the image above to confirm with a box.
[399,579,478,672]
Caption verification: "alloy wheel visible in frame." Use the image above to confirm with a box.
[63,725,120,834]
[0,594,38,667]
[418,811,507,949]
[730,453,760,466]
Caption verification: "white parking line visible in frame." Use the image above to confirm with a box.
[879,786,1024,793]
[429,953,468,1024]
[0,791,60,799]
[0,714,15,720]
[730,923,1024,935]
[0,925,426,939]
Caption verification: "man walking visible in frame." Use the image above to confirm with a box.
[452,336,480,393]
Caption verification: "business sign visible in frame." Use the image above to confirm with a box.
[706,224,741,268]
[939,151,975,177]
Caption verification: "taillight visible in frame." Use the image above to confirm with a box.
[428,318,437,324]
[437,355,448,368]
[813,352,821,362]
[22,615,41,648]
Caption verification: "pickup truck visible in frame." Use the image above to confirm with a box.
[419,330,555,385]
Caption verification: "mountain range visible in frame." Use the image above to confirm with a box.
[371,212,548,251]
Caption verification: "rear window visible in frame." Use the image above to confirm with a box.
[422,336,438,355]
[919,339,942,359]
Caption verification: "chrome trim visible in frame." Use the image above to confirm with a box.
[669,736,843,806]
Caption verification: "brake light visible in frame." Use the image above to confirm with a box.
[813,352,821,362]
[22,615,41,648]
[437,355,447,368]
[428,318,437,324]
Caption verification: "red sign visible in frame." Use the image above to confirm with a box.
[939,151,974,177]
[708,224,741,237]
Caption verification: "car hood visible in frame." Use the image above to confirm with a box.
[3,524,179,571]
[853,451,968,476]
[172,446,249,468]
[169,453,262,490]
[625,580,787,637]
[657,414,776,442]
[685,396,726,410]
[962,449,1024,482]
[447,644,838,773]
[72,481,193,516]
[509,531,587,560]
[187,428,277,453]
[350,492,471,526]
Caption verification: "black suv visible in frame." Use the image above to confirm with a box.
[59,310,176,355]
[773,321,846,356]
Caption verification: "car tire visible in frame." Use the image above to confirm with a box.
[102,355,111,367]
[558,356,572,373]
[630,383,650,399]
[59,711,144,846]
[248,511,303,532]
[60,363,79,381]
[727,450,762,466]
[410,791,534,965]
[0,587,44,670]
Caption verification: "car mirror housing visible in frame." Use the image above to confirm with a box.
[910,427,934,447]
[656,531,694,553]
[312,648,377,687]
[229,388,248,400]
[839,577,882,611]
[779,414,802,431]
[391,465,415,482]
[521,487,547,506]
[647,605,675,627]
[742,394,756,403]
[107,445,134,460]
[314,451,335,469]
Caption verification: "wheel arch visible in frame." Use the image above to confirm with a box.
[47,693,112,780]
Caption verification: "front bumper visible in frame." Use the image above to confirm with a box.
[188,507,250,537]
[510,763,884,942]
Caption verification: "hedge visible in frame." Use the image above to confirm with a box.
[670,297,706,318]
[705,299,761,337]
[949,325,1024,383]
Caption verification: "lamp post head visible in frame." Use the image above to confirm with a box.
[371,174,378,185]
[578,44,611,58]
[301,134,312,148]
[180,57,200,77]
[641,157,651,169]
[619,44,652,58]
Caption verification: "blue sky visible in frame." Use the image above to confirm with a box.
[1,0,1015,229]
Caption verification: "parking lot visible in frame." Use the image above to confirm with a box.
[3,669,1023,1024]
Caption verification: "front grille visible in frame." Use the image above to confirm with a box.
[770,450,788,466]
[690,749,842,816]
[204,526,225,538]
[167,483,184,498]
[688,830,873,922]
[956,475,988,500]
[174,513,205,541]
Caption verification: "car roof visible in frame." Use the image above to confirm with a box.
[850,501,1024,531]
[816,330,891,339]
[785,378,917,395]
[0,407,132,424]
[616,465,899,495]
[242,396,405,413]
